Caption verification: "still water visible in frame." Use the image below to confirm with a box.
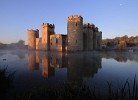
[0,50,138,96]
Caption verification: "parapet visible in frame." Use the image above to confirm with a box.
[83,23,95,28]
[68,15,83,21]
[42,23,55,28]
[99,31,102,33]
[27,29,39,33]
[27,29,39,38]
[94,27,99,32]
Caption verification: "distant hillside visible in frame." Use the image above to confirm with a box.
[0,40,27,49]
[0,42,7,49]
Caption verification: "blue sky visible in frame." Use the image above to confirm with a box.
[0,0,138,44]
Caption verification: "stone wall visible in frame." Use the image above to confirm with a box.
[67,15,83,51]
[27,29,39,50]
[42,23,55,51]
[27,15,102,52]
[50,34,67,52]
[83,23,94,51]
[94,31,102,49]
[36,38,42,50]
[96,31,102,49]
[92,27,102,50]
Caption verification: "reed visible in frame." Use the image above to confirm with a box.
[12,77,138,100]
[0,65,15,99]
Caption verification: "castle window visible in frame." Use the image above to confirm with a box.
[51,43,52,45]
[56,38,58,44]
[76,23,77,26]
[76,40,77,44]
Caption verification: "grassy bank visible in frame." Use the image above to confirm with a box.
[0,66,14,99]
[12,77,138,100]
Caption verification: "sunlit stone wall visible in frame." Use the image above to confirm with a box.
[50,34,67,52]
[27,29,39,50]
[41,23,55,51]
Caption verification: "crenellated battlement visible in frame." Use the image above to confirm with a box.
[68,15,83,21]
[27,15,102,51]
[27,29,39,37]
[83,23,95,28]
[94,27,99,32]
[42,23,55,28]
[27,29,39,32]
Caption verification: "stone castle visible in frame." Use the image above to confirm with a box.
[27,15,102,52]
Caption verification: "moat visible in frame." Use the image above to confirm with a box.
[1,50,138,99]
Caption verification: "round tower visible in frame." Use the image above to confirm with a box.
[67,15,83,51]
[27,29,39,50]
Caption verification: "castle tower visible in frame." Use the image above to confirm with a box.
[41,23,55,50]
[83,23,94,51]
[93,27,102,49]
[93,27,98,49]
[96,31,102,49]
[67,15,83,51]
[27,29,39,50]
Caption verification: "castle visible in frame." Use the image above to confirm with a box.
[27,15,102,52]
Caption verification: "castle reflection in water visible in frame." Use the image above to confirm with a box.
[28,51,102,82]
[27,51,138,83]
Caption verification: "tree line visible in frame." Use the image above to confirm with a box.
[102,35,138,49]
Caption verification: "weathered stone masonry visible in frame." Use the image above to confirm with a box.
[27,15,102,52]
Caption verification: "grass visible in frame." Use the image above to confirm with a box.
[12,77,138,100]
[106,76,138,100]
[0,65,15,99]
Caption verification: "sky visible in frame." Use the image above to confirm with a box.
[0,0,138,44]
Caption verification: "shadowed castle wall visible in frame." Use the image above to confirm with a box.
[96,31,102,49]
[93,26,102,49]
[93,27,98,49]
[42,23,55,51]
[67,15,83,51]
[28,29,39,50]
[83,23,94,51]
